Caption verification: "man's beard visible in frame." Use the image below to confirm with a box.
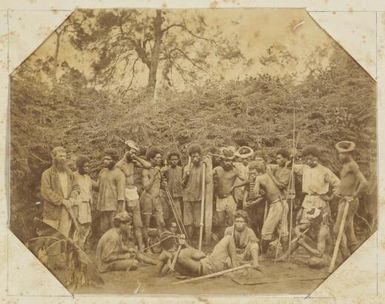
[54,159,66,171]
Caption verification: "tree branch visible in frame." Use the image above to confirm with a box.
[168,57,193,86]
[168,47,208,73]
[122,56,140,93]
[161,23,216,45]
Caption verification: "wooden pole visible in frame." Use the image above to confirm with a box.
[165,190,189,241]
[198,163,206,251]
[328,199,350,273]
[172,264,251,285]
[170,245,182,272]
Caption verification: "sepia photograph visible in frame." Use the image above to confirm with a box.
[9,8,377,295]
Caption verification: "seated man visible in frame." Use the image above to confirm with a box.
[157,210,260,277]
[278,209,333,269]
[96,212,158,273]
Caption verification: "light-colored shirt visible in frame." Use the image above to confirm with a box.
[97,167,125,211]
[57,171,69,198]
[74,172,93,202]
[293,163,340,195]
[74,172,93,224]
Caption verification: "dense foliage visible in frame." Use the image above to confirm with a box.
[10,30,376,242]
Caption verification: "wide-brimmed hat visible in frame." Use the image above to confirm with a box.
[335,141,356,153]
[234,146,254,159]
[113,211,132,224]
[220,148,236,160]
[124,140,140,152]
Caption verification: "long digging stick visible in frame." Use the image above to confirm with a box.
[172,264,251,285]
[166,190,189,241]
[328,198,350,273]
[198,163,206,251]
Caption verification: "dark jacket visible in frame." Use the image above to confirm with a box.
[40,166,79,221]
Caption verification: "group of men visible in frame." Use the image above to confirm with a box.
[39,138,368,278]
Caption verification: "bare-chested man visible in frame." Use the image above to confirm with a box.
[115,140,151,251]
[157,210,260,277]
[252,156,289,256]
[334,141,368,256]
[213,149,248,237]
[140,147,166,247]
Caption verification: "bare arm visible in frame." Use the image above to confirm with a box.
[352,164,369,197]
[266,165,286,190]
[69,173,80,200]
[325,169,340,194]
[142,168,160,191]
[242,188,249,208]
[132,154,151,169]
[156,251,171,277]
[182,165,190,188]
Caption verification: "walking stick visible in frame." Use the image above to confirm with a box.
[64,203,80,232]
[172,264,251,285]
[328,198,351,273]
[198,163,206,251]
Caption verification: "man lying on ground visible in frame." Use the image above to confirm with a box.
[157,210,261,277]
[96,212,158,273]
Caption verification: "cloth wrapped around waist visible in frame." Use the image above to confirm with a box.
[125,187,139,207]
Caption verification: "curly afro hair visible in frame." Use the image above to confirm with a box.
[146,146,163,161]
[167,150,181,161]
[234,209,249,224]
[76,155,90,168]
[302,145,320,158]
[276,148,290,160]
[188,144,202,156]
[104,148,119,161]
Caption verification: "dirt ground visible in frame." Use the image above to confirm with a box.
[76,249,328,296]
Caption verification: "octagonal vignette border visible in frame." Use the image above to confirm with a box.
[5,7,378,297]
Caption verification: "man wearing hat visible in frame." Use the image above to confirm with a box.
[96,212,158,273]
[96,148,125,235]
[213,148,248,238]
[233,146,254,208]
[334,141,368,255]
[115,140,151,251]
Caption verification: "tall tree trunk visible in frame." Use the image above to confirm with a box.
[147,10,163,101]
[53,30,62,86]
